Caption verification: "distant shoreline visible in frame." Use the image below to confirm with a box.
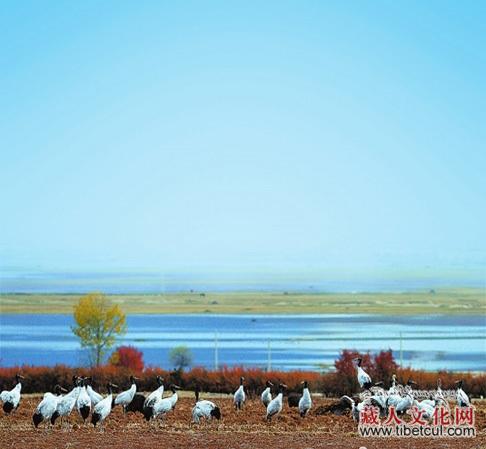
[0,288,484,315]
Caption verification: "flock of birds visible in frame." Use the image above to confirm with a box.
[333,357,472,422]
[0,358,472,429]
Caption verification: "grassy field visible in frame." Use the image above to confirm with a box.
[0,288,484,314]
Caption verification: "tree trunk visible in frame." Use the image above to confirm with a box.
[96,344,102,367]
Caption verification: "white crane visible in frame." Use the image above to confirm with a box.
[391,380,416,414]
[388,374,399,395]
[366,382,388,416]
[233,376,246,410]
[354,358,372,389]
[455,380,470,407]
[76,377,92,423]
[435,378,446,404]
[298,380,312,417]
[114,376,138,413]
[85,377,103,406]
[420,379,446,409]
[51,376,82,426]
[386,378,413,410]
[261,381,273,407]
[32,385,67,428]
[150,384,181,421]
[143,376,164,419]
[266,383,287,421]
[192,386,221,424]
[0,373,24,414]
[91,383,117,428]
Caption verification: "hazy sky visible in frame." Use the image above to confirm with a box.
[1,1,485,275]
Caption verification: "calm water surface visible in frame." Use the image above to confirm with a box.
[0,314,485,371]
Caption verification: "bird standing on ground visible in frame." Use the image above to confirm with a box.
[388,374,399,395]
[455,380,470,407]
[32,385,67,428]
[76,377,91,423]
[354,358,372,389]
[51,376,81,426]
[233,376,246,410]
[91,383,117,428]
[392,380,417,414]
[435,378,446,404]
[261,381,273,407]
[143,376,164,419]
[298,380,312,417]
[0,373,24,414]
[149,384,181,422]
[192,386,221,424]
[85,377,103,406]
[266,383,287,421]
[114,376,138,413]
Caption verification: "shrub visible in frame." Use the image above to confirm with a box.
[371,349,398,385]
[109,346,144,372]
[1,351,484,398]
[168,346,193,371]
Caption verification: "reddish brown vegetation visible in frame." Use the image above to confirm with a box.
[108,345,144,372]
[1,360,485,398]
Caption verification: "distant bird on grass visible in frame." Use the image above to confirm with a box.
[233,377,246,410]
[298,380,312,417]
[266,384,287,421]
[455,380,470,408]
[261,381,273,407]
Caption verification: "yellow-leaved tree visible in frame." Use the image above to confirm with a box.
[72,292,126,366]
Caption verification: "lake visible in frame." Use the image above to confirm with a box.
[0,314,485,371]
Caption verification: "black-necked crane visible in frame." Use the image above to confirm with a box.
[114,376,138,413]
[0,373,24,414]
[261,381,273,407]
[91,383,117,428]
[32,385,67,428]
[143,376,164,419]
[147,384,181,422]
[233,376,245,410]
[85,377,103,406]
[191,385,221,424]
[51,376,81,426]
[266,383,287,421]
[76,377,92,423]
[354,358,372,389]
[455,380,471,407]
[298,380,312,417]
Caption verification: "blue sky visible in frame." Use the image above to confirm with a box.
[1,1,485,279]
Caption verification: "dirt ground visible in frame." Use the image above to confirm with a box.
[1,396,484,449]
